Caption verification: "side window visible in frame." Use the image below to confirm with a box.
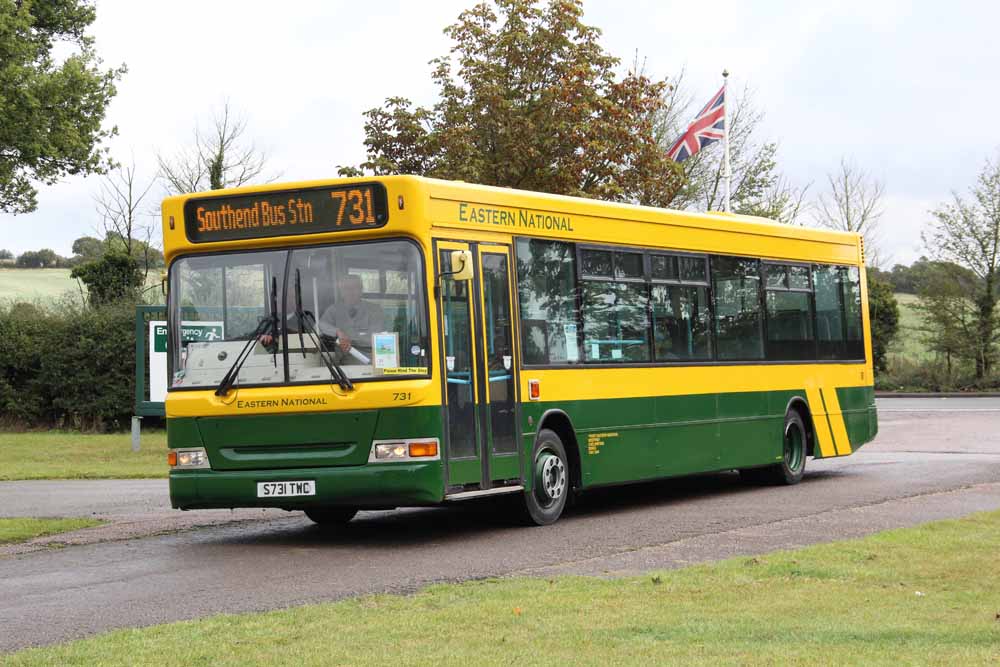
[579,248,650,363]
[651,285,711,361]
[842,266,864,359]
[813,264,845,359]
[764,263,815,360]
[650,253,711,362]
[515,238,580,365]
[712,256,764,360]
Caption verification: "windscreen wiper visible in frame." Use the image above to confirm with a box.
[215,277,279,396]
[294,269,353,391]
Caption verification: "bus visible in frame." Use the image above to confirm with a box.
[162,176,877,526]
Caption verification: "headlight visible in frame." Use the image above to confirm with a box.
[169,448,210,469]
[369,438,440,463]
[375,443,408,459]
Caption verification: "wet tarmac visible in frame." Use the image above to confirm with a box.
[1,397,998,653]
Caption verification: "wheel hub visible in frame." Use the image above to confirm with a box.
[535,451,566,506]
[784,422,804,471]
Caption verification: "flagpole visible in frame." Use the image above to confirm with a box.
[722,69,731,213]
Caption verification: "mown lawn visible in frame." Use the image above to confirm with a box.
[0,517,104,544]
[8,511,1000,665]
[0,431,168,480]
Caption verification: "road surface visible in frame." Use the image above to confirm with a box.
[1,396,998,652]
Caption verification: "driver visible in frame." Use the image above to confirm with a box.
[319,274,385,363]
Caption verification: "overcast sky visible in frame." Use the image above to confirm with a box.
[2,0,997,266]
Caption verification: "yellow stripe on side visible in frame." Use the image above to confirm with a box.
[805,387,837,458]
[821,387,852,456]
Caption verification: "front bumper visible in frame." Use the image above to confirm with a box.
[170,461,445,510]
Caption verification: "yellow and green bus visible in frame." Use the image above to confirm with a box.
[162,176,876,526]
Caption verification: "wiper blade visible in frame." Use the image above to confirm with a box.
[294,269,353,391]
[216,277,280,396]
[214,314,275,396]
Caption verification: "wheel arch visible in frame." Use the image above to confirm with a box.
[784,396,816,457]
[536,409,582,491]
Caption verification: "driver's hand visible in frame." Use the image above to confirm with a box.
[259,334,273,346]
[336,329,351,352]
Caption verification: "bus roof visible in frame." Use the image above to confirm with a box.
[161,175,862,266]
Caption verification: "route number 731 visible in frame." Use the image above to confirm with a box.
[330,189,376,226]
[392,392,412,401]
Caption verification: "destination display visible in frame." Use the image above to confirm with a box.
[183,183,388,243]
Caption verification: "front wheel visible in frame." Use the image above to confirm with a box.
[304,507,358,526]
[519,429,570,526]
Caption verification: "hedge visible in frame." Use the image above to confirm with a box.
[0,301,136,430]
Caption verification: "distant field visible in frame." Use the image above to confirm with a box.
[0,268,82,304]
[891,292,931,362]
[0,268,162,306]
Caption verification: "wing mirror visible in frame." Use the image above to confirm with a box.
[441,250,473,282]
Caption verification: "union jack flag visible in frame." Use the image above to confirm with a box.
[667,85,725,162]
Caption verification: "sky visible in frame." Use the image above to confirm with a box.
[2,0,997,267]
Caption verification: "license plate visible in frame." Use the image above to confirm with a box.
[256,480,316,498]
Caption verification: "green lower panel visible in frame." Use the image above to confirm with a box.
[170,461,445,510]
[168,406,445,509]
[522,385,877,489]
[836,386,877,451]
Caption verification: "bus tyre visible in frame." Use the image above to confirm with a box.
[304,507,358,525]
[520,429,570,526]
[743,411,808,485]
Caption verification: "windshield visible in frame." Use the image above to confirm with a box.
[168,239,429,390]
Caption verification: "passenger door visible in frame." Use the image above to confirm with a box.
[436,241,521,491]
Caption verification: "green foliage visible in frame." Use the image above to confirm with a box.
[69,234,163,271]
[71,235,105,263]
[866,275,898,374]
[913,263,979,378]
[878,257,980,294]
[15,248,62,268]
[0,300,136,430]
[0,248,12,260]
[342,0,683,206]
[70,252,143,306]
[0,0,125,213]
[925,154,1000,379]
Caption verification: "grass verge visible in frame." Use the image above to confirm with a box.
[0,431,168,480]
[7,511,1000,665]
[0,517,104,544]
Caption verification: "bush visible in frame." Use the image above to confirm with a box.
[0,300,136,430]
[71,252,144,306]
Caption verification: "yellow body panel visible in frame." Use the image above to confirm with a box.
[163,175,872,444]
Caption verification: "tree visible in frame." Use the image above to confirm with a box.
[93,160,159,276]
[0,0,124,214]
[15,248,59,268]
[158,102,271,193]
[924,154,1000,379]
[867,275,899,375]
[340,0,683,207]
[0,249,12,260]
[71,235,105,263]
[660,78,808,223]
[914,263,978,378]
[70,251,142,305]
[813,158,885,265]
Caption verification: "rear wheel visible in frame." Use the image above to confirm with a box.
[741,411,808,485]
[304,507,358,525]
[519,429,570,526]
